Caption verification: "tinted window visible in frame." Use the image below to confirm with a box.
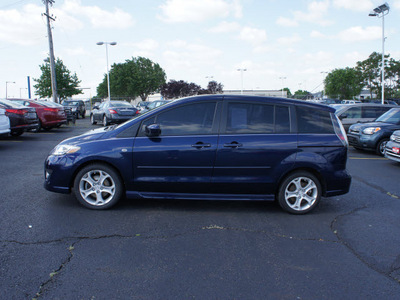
[376,109,400,124]
[226,103,274,134]
[344,107,361,118]
[297,106,334,134]
[275,106,290,133]
[155,102,216,136]
[362,107,380,118]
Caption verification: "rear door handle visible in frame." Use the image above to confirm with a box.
[223,142,243,148]
[191,142,212,149]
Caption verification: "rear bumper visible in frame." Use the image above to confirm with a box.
[324,169,352,197]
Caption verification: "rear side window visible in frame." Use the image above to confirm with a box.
[225,103,290,134]
[296,106,334,134]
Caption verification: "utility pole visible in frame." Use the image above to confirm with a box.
[43,0,58,103]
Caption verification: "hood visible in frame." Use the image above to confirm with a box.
[60,126,113,145]
[349,121,394,131]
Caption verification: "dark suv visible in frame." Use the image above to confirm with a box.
[44,95,351,214]
[62,100,86,119]
[347,108,400,155]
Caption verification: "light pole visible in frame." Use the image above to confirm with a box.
[237,68,247,94]
[5,81,15,99]
[369,2,390,104]
[279,76,286,97]
[97,41,117,101]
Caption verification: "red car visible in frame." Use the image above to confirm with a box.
[10,99,67,131]
[0,99,39,136]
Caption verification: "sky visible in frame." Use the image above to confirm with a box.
[1,0,400,100]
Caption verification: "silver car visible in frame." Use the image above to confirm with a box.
[335,103,397,132]
[0,107,10,137]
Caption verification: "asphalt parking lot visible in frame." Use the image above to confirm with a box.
[1,118,400,299]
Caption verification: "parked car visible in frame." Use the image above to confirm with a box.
[334,103,397,131]
[62,100,86,119]
[10,99,66,131]
[36,100,75,125]
[384,130,400,163]
[136,101,150,112]
[139,100,171,114]
[0,99,39,136]
[45,95,351,214]
[341,100,361,104]
[347,108,400,156]
[91,101,139,126]
[0,107,10,137]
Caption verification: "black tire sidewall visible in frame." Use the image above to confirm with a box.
[73,164,123,210]
[376,138,389,156]
[278,171,321,215]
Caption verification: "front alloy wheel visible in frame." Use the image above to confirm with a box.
[103,115,109,126]
[376,138,389,156]
[278,171,321,214]
[73,164,123,209]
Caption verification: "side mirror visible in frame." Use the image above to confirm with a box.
[145,124,161,137]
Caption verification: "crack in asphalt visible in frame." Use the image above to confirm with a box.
[331,206,400,284]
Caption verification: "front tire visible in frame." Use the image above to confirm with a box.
[278,171,321,214]
[376,138,389,156]
[73,164,123,210]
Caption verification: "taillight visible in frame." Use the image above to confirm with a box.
[332,114,348,147]
[135,110,140,114]
[108,109,117,114]
[44,108,58,112]
[6,109,27,115]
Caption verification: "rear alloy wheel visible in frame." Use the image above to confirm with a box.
[103,115,109,126]
[376,138,389,156]
[73,164,123,209]
[90,114,97,125]
[10,130,24,137]
[278,171,321,214]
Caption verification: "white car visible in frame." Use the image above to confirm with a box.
[0,107,10,136]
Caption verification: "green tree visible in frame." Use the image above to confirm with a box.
[97,57,166,101]
[324,67,363,100]
[293,90,310,99]
[355,52,400,99]
[207,80,224,94]
[281,87,292,96]
[34,58,82,100]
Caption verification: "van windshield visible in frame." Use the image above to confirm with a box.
[375,108,400,124]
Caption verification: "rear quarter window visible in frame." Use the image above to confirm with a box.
[296,106,334,134]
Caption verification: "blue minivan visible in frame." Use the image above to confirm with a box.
[44,95,351,214]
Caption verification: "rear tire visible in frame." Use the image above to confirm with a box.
[278,171,321,214]
[90,114,97,125]
[103,115,109,126]
[10,130,23,137]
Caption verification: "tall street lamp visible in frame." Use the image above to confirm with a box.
[237,68,247,94]
[97,41,117,101]
[369,2,390,104]
[6,81,15,99]
[279,76,286,97]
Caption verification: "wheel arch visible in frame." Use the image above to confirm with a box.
[70,159,126,192]
[275,167,326,200]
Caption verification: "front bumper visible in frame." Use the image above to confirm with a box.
[347,132,380,151]
[385,141,400,162]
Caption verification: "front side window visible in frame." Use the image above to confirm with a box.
[143,102,216,136]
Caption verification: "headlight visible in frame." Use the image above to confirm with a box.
[362,127,381,135]
[51,144,81,155]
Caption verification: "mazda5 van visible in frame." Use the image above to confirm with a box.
[45,95,351,214]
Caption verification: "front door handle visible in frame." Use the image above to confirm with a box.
[191,142,212,149]
[223,142,243,148]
